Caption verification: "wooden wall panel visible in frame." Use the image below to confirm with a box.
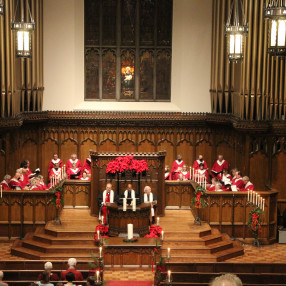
[195,140,212,168]
[21,139,38,170]
[60,139,78,164]
[272,153,286,199]
[216,141,233,169]
[80,139,97,160]
[41,139,58,180]
[250,152,269,190]
[99,139,117,152]
[176,141,194,167]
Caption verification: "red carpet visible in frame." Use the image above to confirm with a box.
[106,282,152,286]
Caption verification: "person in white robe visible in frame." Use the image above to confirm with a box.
[141,186,157,224]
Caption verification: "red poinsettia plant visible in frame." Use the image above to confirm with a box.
[145,225,163,238]
[94,225,109,246]
[106,155,148,174]
[248,207,262,235]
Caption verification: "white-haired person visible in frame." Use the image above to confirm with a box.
[0,175,11,190]
[61,258,83,281]
[66,154,82,174]
[141,186,158,224]
[0,271,8,286]
[37,262,59,282]
[209,273,242,286]
[242,176,254,192]
[215,182,223,192]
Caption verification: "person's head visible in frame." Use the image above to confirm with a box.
[198,155,203,161]
[177,154,182,161]
[215,183,222,191]
[127,184,133,191]
[209,273,242,286]
[40,271,50,283]
[38,175,44,182]
[72,163,77,169]
[218,155,223,161]
[55,162,60,169]
[144,186,151,195]
[87,277,95,286]
[223,168,228,175]
[165,165,169,172]
[66,272,75,283]
[82,171,87,178]
[53,153,58,160]
[30,178,37,187]
[199,163,204,170]
[242,176,249,184]
[178,173,184,181]
[106,183,112,193]
[211,177,218,184]
[0,271,3,281]
[231,168,238,176]
[235,170,241,178]
[20,160,28,169]
[67,258,77,269]
[44,261,53,273]
[4,174,11,183]
[16,168,22,176]
[182,165,187,171]
[71,154,77,160]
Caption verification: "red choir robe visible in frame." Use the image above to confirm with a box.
[211,160,229,179]
[0,180,10,190]
[232,177,244,190]
[49,168,62,180]
[48,158,63,174]
[193,160,208,170]
[82,158,91,175]
[101,191,113,224]
[208,184,216,191]
[30,185,39,191]
[66,158,82,171]
[38,182,48,190]
[242,181,254,192]
[195,169,209,183]
[67,168,81,179]
[80,177,91,181]
[9,178,22,190]
[179,171,190,180]
[61,269,83,281]
[171,160,185,180]
[165,172,172,180]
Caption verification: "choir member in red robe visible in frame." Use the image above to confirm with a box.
[211,155,229,179]
[165,165,172,180]
[171,155,185,180]
[38,175,48,190]
[67,163,81,180]
[215,182,223,192]
[208,178,218,192]
[60,258,83,281]
[80,171,91,181]
[0,175,11,190]
[37,262,59,282]
[66,154,82,173]
[242,176,254,191]
[49,163,62,180]
[48,153,63,174]
[98,183,118,224]
[195,163,209,183]
[221,168,232,190]
[82,155,91,177]
[9,171,22,190]
[178,165,191,180]
[231,171,244,191]
[29,178,39,190]
[230,168,238,184]
[193,155,208,170]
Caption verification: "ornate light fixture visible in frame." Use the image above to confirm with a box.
[225,0,248,62]
[265,0,286,56]
[0,0,4,15]
[11,0,35,57]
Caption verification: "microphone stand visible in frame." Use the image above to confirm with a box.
[231,192,236,241]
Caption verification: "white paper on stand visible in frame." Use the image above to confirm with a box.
[123,198,127,211]
[127,224,133,239]
[132,198,136,212]
[231,185,238,192]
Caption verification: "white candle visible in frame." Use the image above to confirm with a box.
[132,198,136,212]
[189,167,191,178]
[257,195,260,207]
[61,167,63,180]
[97,230,100,240]
[96,270,99,282]
[123,198,127,211]
[161,230,164,241]
[247,190,249,202]
[157,217,160,226]
[99,246,102,258]
[101,216,104,225]
[127,224,133,239]
[1,185,2,198]
[256,193,258,206]
[263,198,265,212]
[167,247,170,259]
[168,270,171,282]
[192,168,194,180]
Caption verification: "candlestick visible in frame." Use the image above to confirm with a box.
[97,230,100,240]
[256,192,258,206]
[167,247,170,259]
[101,216,104,225]
[132,198,136,212]
[96,270,100,282]
[263,198,265,212]
[99,246,102,258]
[247,190,249,202]
[1,185,2,199]
[257,195,260,207]
[123,198,127,211]
[161,230,164,241]
[192,168,194,180]
[127,224,133,240]
[157,217,160,226]
[168,270,171,283]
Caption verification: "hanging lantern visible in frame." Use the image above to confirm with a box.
[225,0,248,62]
[0,0,4,15]
[265,0,286,56]
[11,0,35,57]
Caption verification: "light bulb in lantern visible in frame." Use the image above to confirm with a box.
[278,20,286,46]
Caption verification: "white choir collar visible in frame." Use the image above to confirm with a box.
[52,158,61,164]
[217,160,225,166]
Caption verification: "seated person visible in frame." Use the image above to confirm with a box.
[61,258,83,281]
[177,173,185,181]
[37,262,59,281]
[21,160,40,180]
[67,163,81,180]
[193,154,208,170]
[0,175,11,190]
[221,168,232,189]
[231,170,244,191]
[211,155,229,180]
[141,186,157,225]
[80,171,91,181]
[215,182,223,192]
[49,162,62,181]
[48,153,63,174]
[0,271,8,286]
[82,154,91,177]
[120,184,140,205]
[210,273,242,286]
[29,178,39,190]
[9,170,22,190]
[66,154,82,173]
[171,154,185,180]
[178,165,190,180]
[242,176,254,191]
[230,168,238,183]
[164,165,171,180]
[208,177,218,191]
[195,163,209,183]
[98,183,118,224]
[35,271,53,286]
[38,175,49,190]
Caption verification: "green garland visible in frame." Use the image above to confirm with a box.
[191,185,207,209]
[247,207,262,235]
[51,186,64,208]
[123,237,138,243]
